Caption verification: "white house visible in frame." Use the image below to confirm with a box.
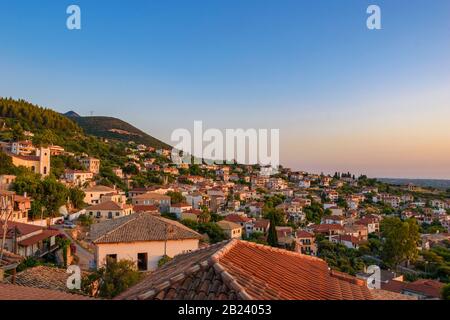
[90,213,201,271]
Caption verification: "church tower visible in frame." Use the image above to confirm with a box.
[37,147,51,177]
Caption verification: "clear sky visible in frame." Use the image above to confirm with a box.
[1,0,449,179]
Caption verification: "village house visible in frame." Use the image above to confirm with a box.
[79,157,100,174]
[131,192,171,213]
[295,230,317,255]
[112,167,123,179]
[323,189,339,202]
[209,195,226,213]
[431,199,446,209]
[0,174,16,191]
[381,278,444,300]
[401,194,414,203]
[170,203,193,219]
[178,208,204,222]
[82,185,118,205]
[85,201,133,220]
[49,144,65,156]
[9,140,35,155]
[90,213,201,271]
[223,214,253,235]
[333,234,363,249]
[0,220,60,258]
[185,192,203,209]
[276,226,294,248]
[252,219,270,235]
[298,180,311,188]
[247,202,264,218]
[344,224,369,241]
[355,216,380,234]
[64,169,93,187]
[217,220,243,239]
[309,224,345,241]
[0,191,31,223]
[321,215,346,226]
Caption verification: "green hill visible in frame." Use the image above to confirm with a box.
[67,115,170,150]
[0,97,82,136]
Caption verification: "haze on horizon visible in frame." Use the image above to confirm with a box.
[1,0,449,179]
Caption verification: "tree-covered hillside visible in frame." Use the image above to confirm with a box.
[0,97,82,139]
[0,97,129,175]
[67,115,170,150]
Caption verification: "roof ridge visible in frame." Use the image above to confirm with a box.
[93,214,140,243]
[205,239,254,300]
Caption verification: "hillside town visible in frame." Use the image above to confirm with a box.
[1,121,450,301]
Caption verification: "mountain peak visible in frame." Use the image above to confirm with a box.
[64,110,80,117]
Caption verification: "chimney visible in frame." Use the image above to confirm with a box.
[23,192,27,198]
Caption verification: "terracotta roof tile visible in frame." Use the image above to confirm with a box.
[116,240,373,300]
[5,266,90,293]
[90,213,201,244]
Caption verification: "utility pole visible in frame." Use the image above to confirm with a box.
[164,223,174,257]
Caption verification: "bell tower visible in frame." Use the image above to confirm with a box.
[37,147,51,177]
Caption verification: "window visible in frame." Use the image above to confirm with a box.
[108,212,113,219]
[43,167,47,175]
[106,254,117,264]
[116,212,120,216]
[96,212,101,218]
[137,253,148,271]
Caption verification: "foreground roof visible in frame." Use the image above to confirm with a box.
[116,239,373,300]
[89,213,202,244]
[5,266,90,293]
[0,283,94,300]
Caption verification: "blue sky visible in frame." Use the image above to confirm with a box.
[1,0,449,178]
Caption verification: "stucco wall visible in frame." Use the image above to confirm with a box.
[95,239,199,270]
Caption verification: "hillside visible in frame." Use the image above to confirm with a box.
[67,115,170,150]
[0,98,82,135]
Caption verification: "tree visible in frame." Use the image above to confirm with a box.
[13,174,69,218]
[442,284,450,300]
[0,151,16,175]
[304,202,325,224]
[82,258,142,298]
[166,191,185,204]
[198,223,227,243]
[267,216,278,247]
[123,164,139,175]
[69,187,86,209]
[381,217,420,269]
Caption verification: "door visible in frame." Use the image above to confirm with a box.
[137,253,148,271]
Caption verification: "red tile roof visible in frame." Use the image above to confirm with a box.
[90,213,201,244]
[0,220,43,239]
[116,239,373,300]
[132,205,159,213]
[224,214,252,224]
[296,230,314,238]
[253,219,270,229]
[18,229,60,247]
[381,279,444,299]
